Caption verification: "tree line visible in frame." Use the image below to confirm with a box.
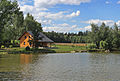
[1,0,120,50]
[44,23,120,50]
[44,31,91,43]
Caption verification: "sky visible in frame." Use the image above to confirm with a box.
[18,0,120,33]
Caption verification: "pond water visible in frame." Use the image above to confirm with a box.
[0,53,120,81]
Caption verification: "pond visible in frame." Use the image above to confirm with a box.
[0,53,120,81]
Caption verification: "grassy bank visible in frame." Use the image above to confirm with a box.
[51,45,87,53]
[0,47,56,54]
[0,44,108,54]
[0,45,88,54]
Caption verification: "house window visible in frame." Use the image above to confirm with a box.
[24,42,25,45]
[25,36,27,39]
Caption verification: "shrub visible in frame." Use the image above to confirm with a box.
[87,43,96,49]
[14,40,20,44]
[25,46,30,51]
[9,45,13,48]
[1,45,5,48]
[100,40,108,50]
[11,40,14,44]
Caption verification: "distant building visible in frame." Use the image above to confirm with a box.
[18,31,54,48]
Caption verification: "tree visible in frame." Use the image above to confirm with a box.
[100,40,108,50]
[3,12,24,40]
[0,0,23,41]
[78,31,83,36]
[90,23,100,48]
[112,23,120,48]
[24,13,43,48]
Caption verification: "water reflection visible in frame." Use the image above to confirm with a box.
[20,54,32,64]
[0,53,120,81]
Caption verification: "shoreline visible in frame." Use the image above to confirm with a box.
[0,48,119,54]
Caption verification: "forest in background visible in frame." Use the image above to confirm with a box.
[1,0,120,50]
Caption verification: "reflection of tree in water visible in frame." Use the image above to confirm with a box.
[0,54,22,80]
[0,54,41,81]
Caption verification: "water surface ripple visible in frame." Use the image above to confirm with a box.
[0,53,120,81]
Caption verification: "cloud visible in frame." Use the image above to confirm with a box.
[18,0,88,21]
[43,11,80,20]
[43,23,91,33]
[18,0,34,6]
[19,0,90,11]
[81,19,115,27]
[20,5,34,13]
[117,1,120,4]
[66,11,80,18]
[18,0,91,32]
[39,20,52,25]
[43,23,78,32]
[34,0,91,8]
[116,20,120,26]
[105,1,110,4]
[20,7,80,20]
[84,25,91,30]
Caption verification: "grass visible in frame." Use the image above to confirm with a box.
[0,44,107,54]
[51,45,87,53]
[0,47,56,54]
[0,45,88,54]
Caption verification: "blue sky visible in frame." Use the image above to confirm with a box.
[18,0,120,33]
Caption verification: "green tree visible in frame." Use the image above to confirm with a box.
[24,13,43,48]
[3,12,24,40]
[90,23,100,48]
[0,0,23,48]
[112,23,120,48]
[100,40,108,49]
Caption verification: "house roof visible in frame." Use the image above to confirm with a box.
[19,31,54,43]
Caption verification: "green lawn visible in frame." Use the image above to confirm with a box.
[51,45,87,53]
[0,45,88,54]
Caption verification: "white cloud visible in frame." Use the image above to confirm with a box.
[85,25,91,30]
[18,0,34,6]
[34,0,91,8]
[117,1,120,4]
[105,1,110,4]
[21,8,80,21]
[18,0,91,32]
[20,5,34,13]
[39,20,52,25]
[80,19,120,32]
[43,23,91,33]
[18,0,87,21]
[116,20,120,26]
[66,11,80,18]
[82,19,115,27]
[43,23,79,32]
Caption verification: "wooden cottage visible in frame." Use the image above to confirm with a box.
[18,31,54,48]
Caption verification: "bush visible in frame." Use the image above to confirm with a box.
[25,46,30,51]
[9,45,13,48]
[11,40,14,44]
[100,40,108,50]
[87,43,96,49]
[1,45,5,48]
[14,40,20,44]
